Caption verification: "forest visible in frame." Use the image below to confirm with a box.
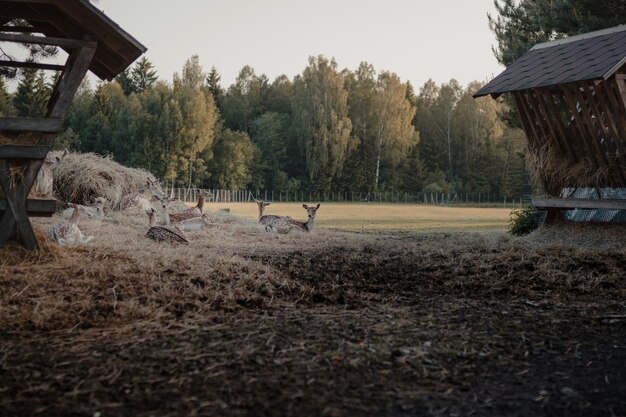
[2,0,623,198]
[0,57,531,199]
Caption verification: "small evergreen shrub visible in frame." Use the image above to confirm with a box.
[508,206,543,236]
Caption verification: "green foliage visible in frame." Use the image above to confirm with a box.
[45,53,530,197]
[489,0,626,66]
[208,129,258,189]
[0,77,15,117]
[292,56,353,193]
[508,206,542,236]
[13,69,50,117]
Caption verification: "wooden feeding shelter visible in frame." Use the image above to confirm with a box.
[474,25,626,221]
[0,0,146,249]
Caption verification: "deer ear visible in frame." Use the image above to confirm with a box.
[303,204,308,209]
[315,204,320,209]
[266,202,271,206]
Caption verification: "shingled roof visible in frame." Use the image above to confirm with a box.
[0,0,147,80]
[474,25,626,98]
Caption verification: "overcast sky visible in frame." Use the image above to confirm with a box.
[95,0,504,89]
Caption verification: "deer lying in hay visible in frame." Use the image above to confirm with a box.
[116,178,164,211]
[255,199,292,227]
[30,150,68,198]
[62,197,107,219]
[48,203,95,245]
[156,197,218,231]
[145,208,189,244]
[183,189,213,214]
[264,204,320,234]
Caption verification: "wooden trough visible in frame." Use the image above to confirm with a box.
[0,0,146,249]
[474,25,626,222]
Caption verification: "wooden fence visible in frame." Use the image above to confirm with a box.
[164,188,531,208]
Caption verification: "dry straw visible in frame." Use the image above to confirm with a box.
[53,151,160,207]
[527,140,609,195]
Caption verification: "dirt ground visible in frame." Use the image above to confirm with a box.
[1,209,625,417]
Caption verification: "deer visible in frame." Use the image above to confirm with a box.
[116,178,165,211]
[48,203,95,245]
[30,149,68,198]
[156,197,218,232]
[145,208,189,244]
[254,199,292,227]
[184,189,213,214]
[62,196,106,219]
[264,204,320,234]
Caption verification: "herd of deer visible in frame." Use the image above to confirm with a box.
[47,177,321,245]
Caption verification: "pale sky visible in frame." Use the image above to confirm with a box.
[94,0,504,89]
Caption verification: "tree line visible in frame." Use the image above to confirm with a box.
[1,0,620,198]
[0,54,532,198]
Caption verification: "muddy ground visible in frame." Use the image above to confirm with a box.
[1,214,625,417]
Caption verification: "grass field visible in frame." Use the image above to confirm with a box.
[204,202,512,232]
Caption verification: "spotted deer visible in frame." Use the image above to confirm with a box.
[254,199,291,227]
[62,196,107,219]
[157,197,218,231]
[30,149,68,198]
[116,178,165,211]
[48,203,95,245]
[184,189,213,214]
[145,208,189,244]
[265,204,320,234]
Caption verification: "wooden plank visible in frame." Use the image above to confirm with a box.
[531,88,568,157]
[0,33,97,49]
[47,42,96,118]
[533,197,626,210]
[561,85,602,170]
[538,88,578,160]
[0,60,64,71]
[0,25,43,33]
[578,81,626,184]
[0,117,63,133]
[592,81,626,172]
[0,144,50,159]
[0,159,42,249]
[572,82,621,183]
[512,92,541,152]
[521,90,550,142]
[616,77,626,113]
[0,198,56,216]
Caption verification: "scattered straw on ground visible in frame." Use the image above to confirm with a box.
[1,206,625,416]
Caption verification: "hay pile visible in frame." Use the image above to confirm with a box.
[53,152,161,207]
[527,140,610,195]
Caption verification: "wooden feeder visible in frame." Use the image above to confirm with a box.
[0,0,146,249]
[474,25,626,222]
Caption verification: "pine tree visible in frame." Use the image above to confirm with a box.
[13,68,50,117]
[131,57,158,93]
[0,76,16,117]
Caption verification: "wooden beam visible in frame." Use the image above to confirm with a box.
[0,60,64,71]
[0,117,63,133]
[0,25,43,33]
[561,85,602,170]
[531,88,569,158]
[0,144,50,159]
[521,90,551,145]
[539,88,579,161]
[571,82,620,183]
[512,92,541,152]
[0,198,56,216]
[0,32,97,49]
[578,81,626,184]
[47,41,96,119]
[533,197,626,211]
[589,81,626,172]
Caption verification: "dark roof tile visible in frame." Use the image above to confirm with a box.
[474,26,626,97]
